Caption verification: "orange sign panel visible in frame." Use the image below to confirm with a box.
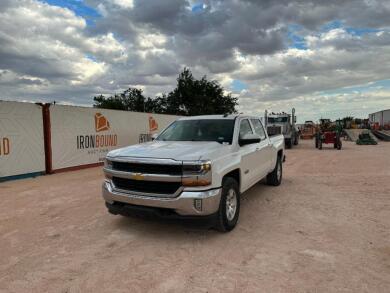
[0,137,10,156]
[95,113,110,132]
[149,116,158,132]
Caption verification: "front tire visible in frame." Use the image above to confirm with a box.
[294,134,299,145]
[215,177,240,232]
[267,156,282,186]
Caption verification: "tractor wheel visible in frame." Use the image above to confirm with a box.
[336,134,342,150]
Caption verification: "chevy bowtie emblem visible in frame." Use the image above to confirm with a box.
[132,173,144,180]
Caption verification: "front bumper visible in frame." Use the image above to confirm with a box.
[102,180,222,216]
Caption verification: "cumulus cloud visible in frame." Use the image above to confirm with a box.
[234,28,390,104]
[0,0,125,95]
[0,0,389,121]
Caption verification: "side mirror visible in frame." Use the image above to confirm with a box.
[239,133,261,146]
[151,133,159,141]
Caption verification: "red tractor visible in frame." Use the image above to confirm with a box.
[315,119,342,150]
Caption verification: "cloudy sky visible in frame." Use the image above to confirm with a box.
[0,0,389,122]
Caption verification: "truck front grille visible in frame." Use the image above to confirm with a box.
[267,126,282,136]
[112,177,181,195]
[112,161,182,176]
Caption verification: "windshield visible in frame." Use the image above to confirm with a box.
[157,119,235,144]
[268,117,288,123]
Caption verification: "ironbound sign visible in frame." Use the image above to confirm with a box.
[0,102,178,178]
[0,101,45,178]
[50,105,177,171]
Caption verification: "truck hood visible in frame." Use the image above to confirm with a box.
[107,141,231,161]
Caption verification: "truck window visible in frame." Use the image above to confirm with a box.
[250,119,266,139]
[268,117,288,123]
[157,119,235,144]
[239,119,253,138]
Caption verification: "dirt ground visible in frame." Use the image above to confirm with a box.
[1,140,389,293]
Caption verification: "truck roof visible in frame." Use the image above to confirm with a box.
[268,113,290,117]
[177,114,258,120]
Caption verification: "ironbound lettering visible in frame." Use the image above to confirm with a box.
[139,133,152,143]
[76,134,117,149]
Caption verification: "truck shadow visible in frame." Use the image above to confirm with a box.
[111,215,220,242]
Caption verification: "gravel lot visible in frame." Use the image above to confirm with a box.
[1,140,389,292]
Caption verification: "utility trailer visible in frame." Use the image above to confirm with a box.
[300,121,316,139]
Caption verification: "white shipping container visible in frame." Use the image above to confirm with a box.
[383,110,390,126]
[369,109,390,126]
[0,101,45,178]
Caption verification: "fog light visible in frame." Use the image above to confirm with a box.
[194,199,202,211]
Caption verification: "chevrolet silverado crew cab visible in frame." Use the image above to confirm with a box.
[102,115,285,231]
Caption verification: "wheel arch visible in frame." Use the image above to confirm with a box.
[275,149,284,166]
[277,149,283,160]
[222,169,240,190]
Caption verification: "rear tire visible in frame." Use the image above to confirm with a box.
[337,134,342,150]
[215,177,240,232]
[267,156,282,186]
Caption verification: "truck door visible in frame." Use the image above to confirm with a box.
[250,118,272,178]
[238,119,259,190]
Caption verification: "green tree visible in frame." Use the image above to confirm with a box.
[93,94,127,110]
[145,95,168,113]
[93,68,238,115]
[342,116,354,129]
[94,88,147,112]
[165,68,238,115]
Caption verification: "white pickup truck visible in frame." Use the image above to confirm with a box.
[102,115,285,231]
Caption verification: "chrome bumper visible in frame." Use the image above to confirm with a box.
[102,181,222,216]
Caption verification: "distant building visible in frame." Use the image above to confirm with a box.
[369,109,390,127]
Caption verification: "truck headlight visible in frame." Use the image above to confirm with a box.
[182,160,212,186]
[182,160,211,174]
[104,158,113,169]
[200,162,211,172]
